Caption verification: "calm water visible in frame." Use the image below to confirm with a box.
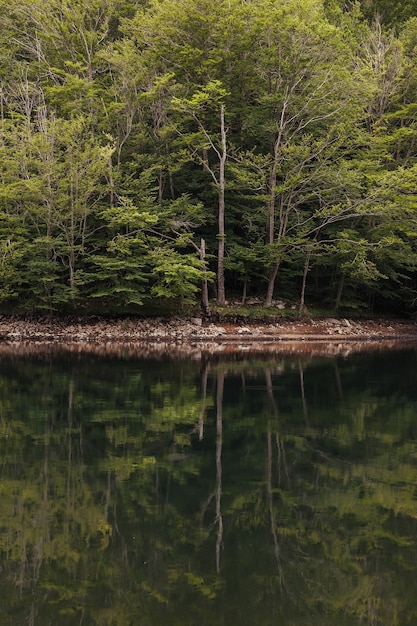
[1,347,417,625]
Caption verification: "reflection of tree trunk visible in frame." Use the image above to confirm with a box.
[104,470,111,522]
[265,369,276,412]
[299,361,309,426]
[334,362,344,402]
[66,380,73,505]
[265,369,290,488]
[199,359,209,441]
[215,371,224,573]
[241,371,246,396]
[266,430,284,589]
[31,397,52,590]
[29,601,36,626]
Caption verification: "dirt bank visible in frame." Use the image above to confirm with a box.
[0,315,416,342]
[0,316,416,357]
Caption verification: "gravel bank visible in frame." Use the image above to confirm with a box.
[0,316,416,357]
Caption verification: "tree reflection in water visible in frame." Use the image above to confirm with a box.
[0,346,416,625]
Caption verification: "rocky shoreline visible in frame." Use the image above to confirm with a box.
[0,316,416,357]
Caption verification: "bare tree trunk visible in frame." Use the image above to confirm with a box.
[267,167,277,246]
[265,262,280,307]
[267,100,287,245]
[241,278,247,305]
[158,169,164,204]
[0,85,4,122]
[299,247,312,313]
[169,169,175,200]
[200,238,210,316]
[264,99,289,307]
[217,105,227,305]
[187,101,227,304]
[334,274,345,312]
[108,156,115,209]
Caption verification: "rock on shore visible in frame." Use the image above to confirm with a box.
[0,316,416,344]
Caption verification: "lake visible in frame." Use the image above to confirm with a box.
[1,345,417,625]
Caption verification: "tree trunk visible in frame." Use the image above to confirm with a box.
[241,278,247,305]
[265,262,280,307]
[217,105,227,305]
[267,167,277,246]
[299,247,312,313]
[200,238,210,316]
[334,274,345,312]
[158,169,164,204]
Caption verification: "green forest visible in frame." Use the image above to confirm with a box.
[1,0,417,316]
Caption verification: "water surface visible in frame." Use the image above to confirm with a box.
[1,347,417,625]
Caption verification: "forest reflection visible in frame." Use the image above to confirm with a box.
[1,348,417,625]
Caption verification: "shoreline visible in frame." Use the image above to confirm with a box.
[0,316,416,357]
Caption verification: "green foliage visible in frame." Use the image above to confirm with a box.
[150,248,213,303]
[0,0,416,313]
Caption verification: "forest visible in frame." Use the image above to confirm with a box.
[1,0,417,316]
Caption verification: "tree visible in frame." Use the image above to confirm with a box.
[360,0,417,27]
[173,82,229,304]
[0,96,113,310]
[227,0,374,306]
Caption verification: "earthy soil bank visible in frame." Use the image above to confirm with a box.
[0,316,417,357]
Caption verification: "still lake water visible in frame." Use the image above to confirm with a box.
[2,346,417,625]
